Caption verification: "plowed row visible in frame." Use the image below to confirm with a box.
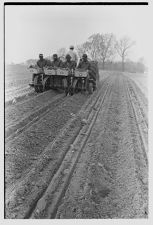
[5,72,148,219]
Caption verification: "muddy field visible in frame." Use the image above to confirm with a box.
[5,70,148,219]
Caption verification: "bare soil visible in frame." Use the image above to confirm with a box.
[5,71,148,219]
[56,74,148,219]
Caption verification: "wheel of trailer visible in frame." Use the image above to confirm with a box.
[34,85,39,93]
[88,82,94,94]
[34,76,43,93]
[81,81,86,94]
[38,85,43,92]
[43,77,50,92]
[34,85,43,93]
[93,82,97,91]
[34,76,40,93]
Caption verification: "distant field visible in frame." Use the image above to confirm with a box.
[124,72,148,98]
[5,64,31,90]
[5,65,33,102]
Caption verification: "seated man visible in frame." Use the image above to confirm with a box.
[77,54,96,90]
[30,54,47,86]
[37,53,48,69]
[62,54,76,70]
[50,54,63,68]
[77,53,91,70]
[49,54,63,89]
[62,54,76,95]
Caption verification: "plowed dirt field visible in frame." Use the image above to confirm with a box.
[5,71,148,219]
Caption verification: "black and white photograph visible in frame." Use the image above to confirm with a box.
[3,0,151,220]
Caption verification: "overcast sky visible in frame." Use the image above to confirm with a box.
[5,5,150,64]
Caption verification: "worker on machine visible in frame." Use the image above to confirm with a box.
[30,53,47,86]
[62,54,76,70]
[37,53,48,69]
[50,54,63,68]
[62,54,76,95]
[77,53,91,70]
[67,45,78,67]
[77,54,96,90]
[48,54,63,89]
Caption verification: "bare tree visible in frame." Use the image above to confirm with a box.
[88,33,101,60]
[77,33,116,69]
[76,41,92,59]
[98,33,116,69]
[115,36,135,71]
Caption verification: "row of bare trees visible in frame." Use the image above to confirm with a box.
[76,33,135,72]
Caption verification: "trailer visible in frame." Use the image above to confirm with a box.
[29,66,69,93]
[29,60,99,95]
[73,61,99,94]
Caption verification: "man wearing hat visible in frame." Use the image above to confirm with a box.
[30,54,47,86]
[50,54,63,68]
[49,54,63,89]
[62,54,76,70]
[77,54,91,70]
[62,54,76,95]
[37,54,47,68]
[77,54,96,90]
[67,45,78,66]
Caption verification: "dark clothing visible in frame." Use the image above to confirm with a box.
[77,59,96,82]
[46,59,52,66]
[77,60,91,70]
[50,59,63,68]
[62,60,76,70]
[37,59,47,68]
[62,60,76,95]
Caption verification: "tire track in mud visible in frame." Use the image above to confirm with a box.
[125,79,148,165]
[5,93,87,188]
[5,73,148,219]
[5,79,105,140]
[29,79,113,219]
[126,78,148,127]
[5,86,95,197]
[5,78,110,191]
[5,77,113,219]
[55,74,120,219]
[54,74,148,219]
[5,89,62,127]
[5,93,65,141]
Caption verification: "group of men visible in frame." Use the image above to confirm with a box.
[36,45,90,71]
[31,45,96,92]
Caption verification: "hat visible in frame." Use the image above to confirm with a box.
[66,54,71,59]
[53,54,58,58]
[69,45,74,49]
[82,54,87,58]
